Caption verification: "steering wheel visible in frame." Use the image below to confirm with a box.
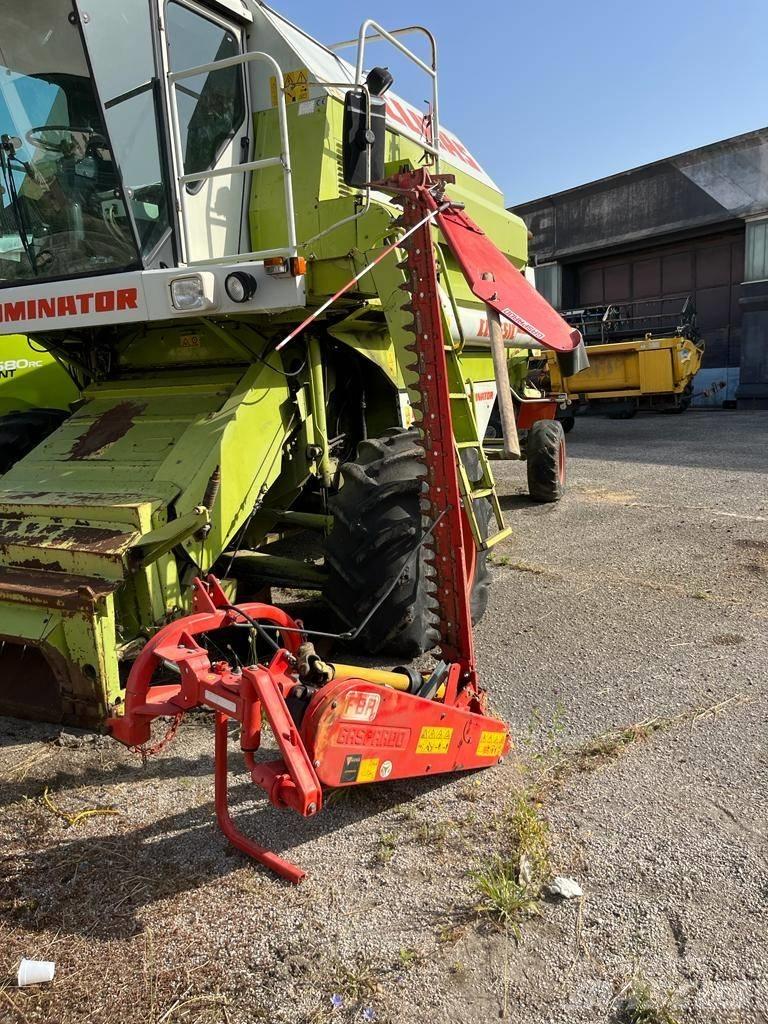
[25,125,95,156]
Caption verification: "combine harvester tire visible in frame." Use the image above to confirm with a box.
[0,409,68,475]
[324,427,490,656]
[526,419,566,503]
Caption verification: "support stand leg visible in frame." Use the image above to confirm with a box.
[214,713,306,884]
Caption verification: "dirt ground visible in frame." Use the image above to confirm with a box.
[1,409,766,1024]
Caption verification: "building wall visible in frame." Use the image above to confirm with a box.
[513,128,768,407]
[567,230,744,404]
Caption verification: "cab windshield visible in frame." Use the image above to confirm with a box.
[0,0,140,285]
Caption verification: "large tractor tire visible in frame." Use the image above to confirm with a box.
[0,408,69,475]
[323,427,491,657]
[526,419,566,503]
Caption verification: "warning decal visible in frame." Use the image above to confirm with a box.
[476,731,507,758]
[357,757,379,783]
[415,726,453,755]
[270,68,310,106]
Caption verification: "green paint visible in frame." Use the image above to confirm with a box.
[0,336,79,415]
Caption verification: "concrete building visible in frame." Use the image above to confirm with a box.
[512,128,768,407]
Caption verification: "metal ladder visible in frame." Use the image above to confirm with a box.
[166,50,298,267]
[444,340,512,551]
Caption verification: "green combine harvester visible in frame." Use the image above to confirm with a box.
[0,0,582,727]
[0,334,78,471]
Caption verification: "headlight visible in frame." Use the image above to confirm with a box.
[225,271,257,303]
[170,273,216,312]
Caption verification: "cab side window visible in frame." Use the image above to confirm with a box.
[166,2,245,184]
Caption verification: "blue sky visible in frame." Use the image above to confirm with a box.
[293,0,768,206]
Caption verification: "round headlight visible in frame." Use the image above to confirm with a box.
[225,271,257,303]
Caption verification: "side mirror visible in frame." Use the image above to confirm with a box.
[342,89,386,188]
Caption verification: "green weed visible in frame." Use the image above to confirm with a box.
[472,793,550,936]
[615,975,682,1024]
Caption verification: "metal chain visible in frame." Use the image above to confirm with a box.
[128,712,185,766]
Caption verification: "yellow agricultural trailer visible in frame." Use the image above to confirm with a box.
[544,298,703,421]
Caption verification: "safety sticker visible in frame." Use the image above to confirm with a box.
[476,730,507,758]
[270,68,309,107]
[415,726,453,755]
[340,753,361,783]
[357,757,379,783]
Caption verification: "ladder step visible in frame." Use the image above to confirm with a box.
[469,487,493,499]
[455,441,479,448]
[449,392,469,399]
[483,527,513,549]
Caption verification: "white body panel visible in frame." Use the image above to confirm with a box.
[457,307,538,350]
[0,264,305,336]
[472,381,498,436]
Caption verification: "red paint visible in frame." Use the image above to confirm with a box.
[0,287,139,323]
[516,400,557,430]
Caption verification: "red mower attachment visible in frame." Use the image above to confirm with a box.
[107,169,530,882]
[107,576,511,883]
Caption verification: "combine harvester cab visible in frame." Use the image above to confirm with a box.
[0,0,582,741]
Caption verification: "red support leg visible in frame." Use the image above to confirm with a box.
[214,712,306,885]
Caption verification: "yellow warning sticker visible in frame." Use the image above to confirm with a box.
[476,730,507,758]
[415,726,453,755]
[357,757,379,783]
[270,68,310,107]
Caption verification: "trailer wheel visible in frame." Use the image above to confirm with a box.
[526,419,566,503]
[323,428,490,657]
[0,408,69,475]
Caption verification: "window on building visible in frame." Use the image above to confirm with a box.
[166,2,245,189]
[533,262,562,308]
[746,218,768,282]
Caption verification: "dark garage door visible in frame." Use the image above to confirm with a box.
[573,230,744,373]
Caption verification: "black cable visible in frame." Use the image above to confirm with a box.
[255,349,307,379]
[237,325,307,379]
[208,509,448,657]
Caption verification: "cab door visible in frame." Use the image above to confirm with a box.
[161,0,250,264]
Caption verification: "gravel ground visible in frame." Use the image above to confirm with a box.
[1,409,766,1024]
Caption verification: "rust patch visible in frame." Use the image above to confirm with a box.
[0,644,63,722]
[0,566,117,612]
[0,522,133,556]
[69,401,146,460]
[54,525,133,553]
[14,558,67,573]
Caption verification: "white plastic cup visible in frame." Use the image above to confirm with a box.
[17,959,55,987]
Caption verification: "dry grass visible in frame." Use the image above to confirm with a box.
[488,555,553,575]
[532,693,753,797]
